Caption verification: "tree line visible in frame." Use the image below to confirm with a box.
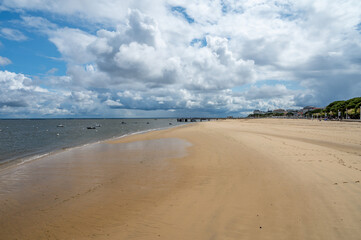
[309,97,361,119]
[248,97,361,119]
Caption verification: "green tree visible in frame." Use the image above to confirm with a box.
[326,100,343,115]
[329,101,346,117]
[345,97,361,109]
[355,102,361,119]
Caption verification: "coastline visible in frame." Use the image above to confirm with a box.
[0,120,190,172]
[1,119,361,239]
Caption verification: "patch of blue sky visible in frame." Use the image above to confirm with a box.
[231,80,304,92]
[274,2,301,21]
[0,10,66,76]
[0,10,20,21]
[220,1,244,15]
[2,9,104,35]
[190,37,207,47]
[171,6,194,24]
[220,0,229,14]
[0,33,66,76]
[23,10,103,34]
[0,11,25,37]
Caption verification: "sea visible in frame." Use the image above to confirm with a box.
[0,118,188,167]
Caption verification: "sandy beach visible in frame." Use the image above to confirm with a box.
[1,119,361,239]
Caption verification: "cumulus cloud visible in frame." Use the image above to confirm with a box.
[49,28,97,64]
[44,8,256,94]
[105,99,123,108]
[0,70,46,92]
[0,71,51,116]
[1,0,361,117]
[0,71,102,117]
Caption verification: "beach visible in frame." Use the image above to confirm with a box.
[1,119,361,239]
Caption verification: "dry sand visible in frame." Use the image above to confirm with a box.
[1,119,361,239]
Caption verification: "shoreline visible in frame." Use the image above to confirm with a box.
[1,119,361,239]
[0,122,190,172]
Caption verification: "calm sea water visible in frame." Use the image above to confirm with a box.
[0,118,187,166]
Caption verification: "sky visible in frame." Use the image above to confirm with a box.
[0,0,360,118]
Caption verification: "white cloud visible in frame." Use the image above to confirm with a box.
[46,68,58,74]
[0,28,27,41]
[0,71,95,117]
[0,56,12,66]
[21,16,57,32]
[105,99,123,108]
[0,71,51,115]
[0,70,46,92]
[244,84,292,100]
[49,28,97,64]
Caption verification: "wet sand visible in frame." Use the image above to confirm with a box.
[1,119,361,239]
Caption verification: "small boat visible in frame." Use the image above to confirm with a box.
[95,124,101,127]
[169,123,172,125]
[121,122,126,124]
[57,124,64,127]
[87,126,96,129]
[146,122,149,124]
